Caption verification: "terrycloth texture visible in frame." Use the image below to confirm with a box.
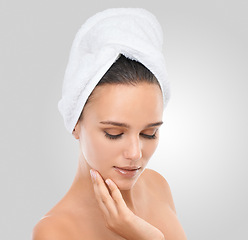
[58,8,170,134]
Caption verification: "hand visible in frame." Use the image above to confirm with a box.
[90,169,165,240]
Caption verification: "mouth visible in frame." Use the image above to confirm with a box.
[113,166,141,177]
[114,166,141,170]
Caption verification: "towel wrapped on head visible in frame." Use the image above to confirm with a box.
[58,8,170,134]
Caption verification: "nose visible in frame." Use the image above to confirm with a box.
[123,135,142,161]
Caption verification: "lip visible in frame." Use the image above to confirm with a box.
[113,166,141,178]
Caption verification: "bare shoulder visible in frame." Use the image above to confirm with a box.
[139,169,187,239]
[141,168,177,213]
[141,168,171,192]
[32,214,78,240]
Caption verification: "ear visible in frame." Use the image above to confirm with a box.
[72,121,80,140]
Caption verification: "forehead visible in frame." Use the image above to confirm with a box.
[84,83,163,124]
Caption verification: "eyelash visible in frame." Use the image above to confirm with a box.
[104,131,157,140]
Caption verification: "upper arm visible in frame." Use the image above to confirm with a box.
[32,215,76,240]
[143,168,177,214]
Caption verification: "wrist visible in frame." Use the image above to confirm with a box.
[126,214,165,240]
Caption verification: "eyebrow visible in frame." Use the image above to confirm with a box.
[99,121,163,128]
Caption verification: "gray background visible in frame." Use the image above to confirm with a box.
[1,0,247,239]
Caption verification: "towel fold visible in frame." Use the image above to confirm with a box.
[58,8,170,134]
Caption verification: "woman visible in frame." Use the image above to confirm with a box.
[33,8,187,240]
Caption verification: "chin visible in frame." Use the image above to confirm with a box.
[114,178,138,191]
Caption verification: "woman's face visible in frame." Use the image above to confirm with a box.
[75,82,164,190]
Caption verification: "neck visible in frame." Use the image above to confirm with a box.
[119,189,136,213]
[72,151,137,213]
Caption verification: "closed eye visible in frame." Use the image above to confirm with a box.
[104,131,157,140]
[104,132,123,140]
[140,132,157,139]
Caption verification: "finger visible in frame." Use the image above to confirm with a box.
[105,178,128,212]
[91,170,118,216]
[91,170,110,217]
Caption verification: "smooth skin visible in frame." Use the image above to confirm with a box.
[90,169,165,240]
[32,83,187,240]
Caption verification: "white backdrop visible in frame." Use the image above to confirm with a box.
[1,0,247,239]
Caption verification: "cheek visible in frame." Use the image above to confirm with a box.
[142,139,159,162]
[80,131,120,170]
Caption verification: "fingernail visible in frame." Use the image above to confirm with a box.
[105,179,111,186]
[90,169,95,181]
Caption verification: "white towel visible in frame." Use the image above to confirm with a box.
[58,8,170,134]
